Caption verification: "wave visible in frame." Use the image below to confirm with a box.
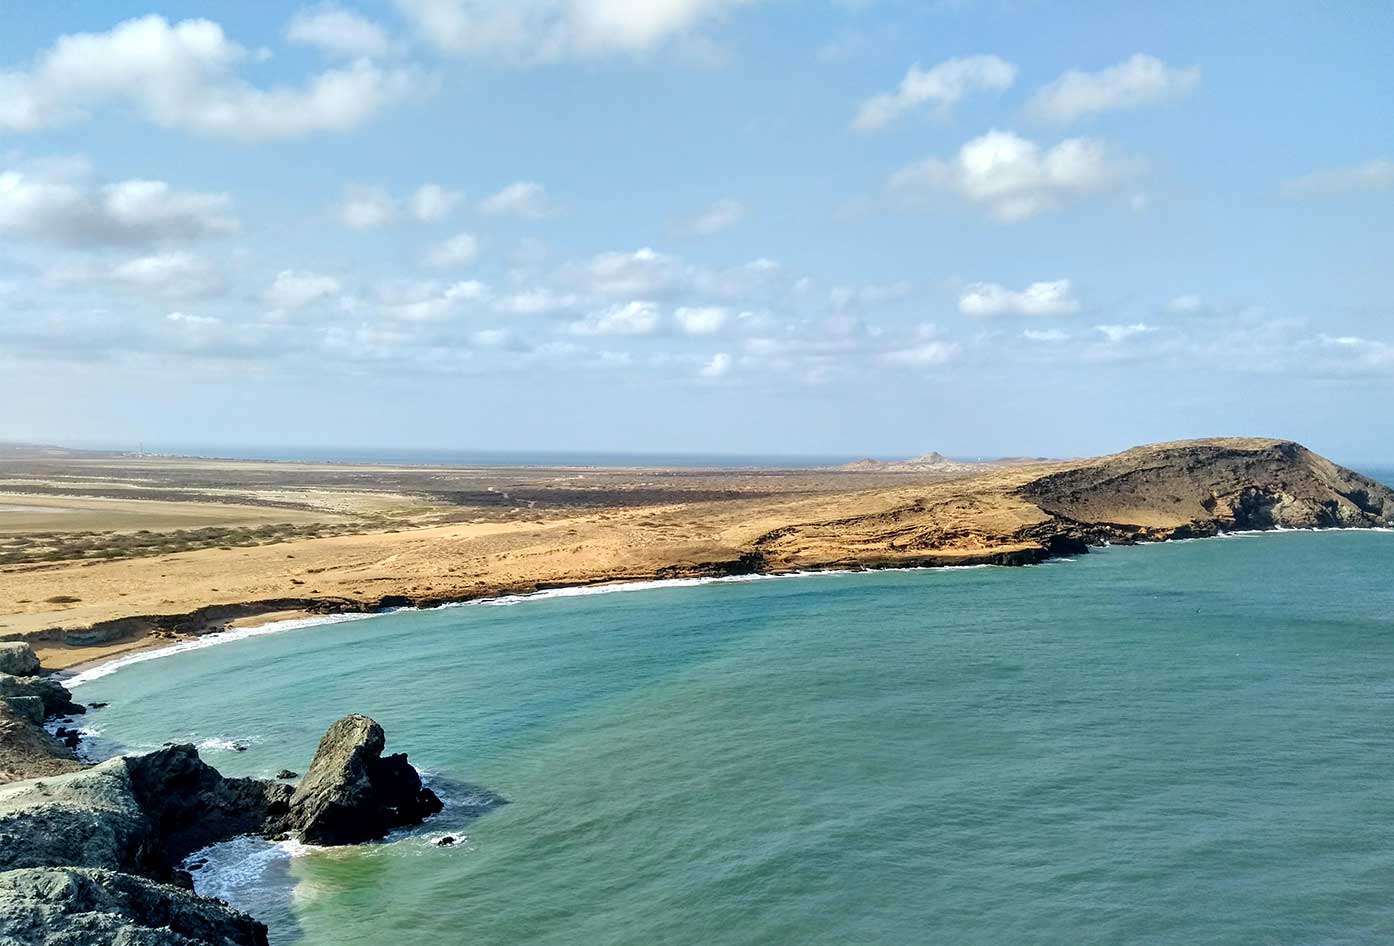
[64,613,377,688]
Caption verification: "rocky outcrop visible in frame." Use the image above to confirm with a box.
[0,644,40,678]
[0,867,267,946]
[281,714,442,845]
[125,746,293,869]
[0,674,83,721]
[1016,438,1394,536]
[0,705,79,784]
[0,714,445,943]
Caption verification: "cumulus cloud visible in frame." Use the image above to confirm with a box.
[674,305,729,335]
[888,130,1139,221]
[571,300,663,336]
[425,231,480,267]
[1095,322,1155,343]
[287,4,394,58]
[479,181,555,219]
[379,278,489,320]
[1027,54,1200,124]
[699,351,732,377]
[111,252,219,296]
[1283,158,1394,195]
[0,162,238,247]
[265,269,341,311]
[959,279,1079,317]
[409,183,462,221]
[392,0,756,62]
[681,198,745,236]
[852,54,1016,131]
[0,15,421,139]
[336,186,397,230]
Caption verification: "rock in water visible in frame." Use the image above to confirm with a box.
[0,674,84,720]
[283,714,442,845]
[0,643,40,678]
[0,867,267,946]
[124,745,293,866]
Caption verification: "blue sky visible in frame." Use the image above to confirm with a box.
[2,1,1391,461]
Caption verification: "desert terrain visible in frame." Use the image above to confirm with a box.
[1,439,1390,669]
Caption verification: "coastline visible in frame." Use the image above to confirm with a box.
[54,524,1394,688]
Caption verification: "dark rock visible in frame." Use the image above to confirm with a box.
[0,704,80,784]
[281,714,442,845]
[124,745,293,868]
[88,702,109,709]
[274,770,298,780]
[436,836,456,846]
[232,744,249,752]
[0,643,40,678]
[0,867,267,946]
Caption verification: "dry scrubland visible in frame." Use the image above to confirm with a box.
[1,439,1390,670]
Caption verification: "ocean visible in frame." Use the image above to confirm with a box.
[64,520,1394,946]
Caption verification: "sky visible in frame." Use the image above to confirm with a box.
[1,1,1391,462]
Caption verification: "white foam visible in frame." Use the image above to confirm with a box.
[64,612,376,688]
[187,835,318,903]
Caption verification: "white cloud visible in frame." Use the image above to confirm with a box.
[1027,54,1200,124]
[888,130,1139,221]
[1095,322,1155,343]
[496,288,579,315]
[571,300,662,335]
[881,340,959,366]
[479,181,555,219]
[380,278,489,320]
[699,351,732,377]
[393,0,756,62]
[287,5,394,58]
[1314,334,1394,373]
[829,281,912,311]
[0,15,421,139]
[426,231,480,268]
[682,198,745,235]
[409,183,461,221]
[1022,328,1069,342]
[1168,294,1204,313]
[959,279,1079,317]
[1283,158,1394,195]
[853,54,1016,131]
[0,163,238,246]
[675,305,729,335]
[111,251,218,296]
[265,269,341,310]
[337,186,397,230]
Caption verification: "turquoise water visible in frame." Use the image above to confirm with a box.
[71,530,1394,945]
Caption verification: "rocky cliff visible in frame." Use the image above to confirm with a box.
[0,713,445,945]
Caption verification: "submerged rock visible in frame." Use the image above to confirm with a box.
[0,867,267,946]
[282,714,442,845]
[0,644,40,678]
[274,770,298,781]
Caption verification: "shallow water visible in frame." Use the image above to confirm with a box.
[73,529,1394,945]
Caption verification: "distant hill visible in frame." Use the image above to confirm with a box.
[838,451,1047,474]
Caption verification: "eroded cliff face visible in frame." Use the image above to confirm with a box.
[750,439,1394,570]
[1015,439,1394,535]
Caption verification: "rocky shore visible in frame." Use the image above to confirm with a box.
[0,643,444,944]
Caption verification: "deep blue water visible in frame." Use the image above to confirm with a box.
[69,526,1394,946]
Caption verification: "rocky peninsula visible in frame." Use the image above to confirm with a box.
[2,438,1391,672]
[0,643,444,945]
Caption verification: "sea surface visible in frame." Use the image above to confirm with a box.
[69,528,1394,946]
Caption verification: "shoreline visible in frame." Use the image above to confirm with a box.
[55,524,1394,688]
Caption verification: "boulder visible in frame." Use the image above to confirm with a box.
[0,705,79,785]
[282,714,442,845]
[124,746,293,866]
[0,644,40,678]
[0,867,267,946]
[0,674,84,720]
